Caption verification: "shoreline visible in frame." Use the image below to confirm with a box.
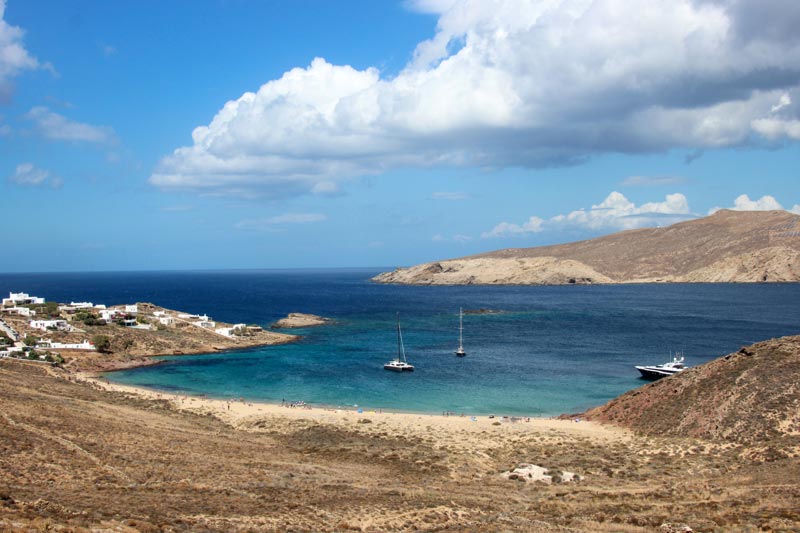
[76,370,630,442]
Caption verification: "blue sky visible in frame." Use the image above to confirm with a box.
[2,0,799,272]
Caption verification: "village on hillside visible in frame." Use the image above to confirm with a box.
[0,291,278,369]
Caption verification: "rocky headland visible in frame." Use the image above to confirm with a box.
[1,301,297,373]
[374,209,800,285]
[585,335,800,454]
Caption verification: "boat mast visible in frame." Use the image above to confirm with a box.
[458,307,464,351]
[397,313,406,363]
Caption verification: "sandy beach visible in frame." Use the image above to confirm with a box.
[78,372,631,446]
[2,359,798,531]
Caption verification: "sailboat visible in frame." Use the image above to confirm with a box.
[384,313,415,372]
[455,307,466,357]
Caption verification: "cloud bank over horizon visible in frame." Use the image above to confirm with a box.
[150,0,800,197]
[483,191,800,239]
[710,194,800,215]
[482,191,694,238]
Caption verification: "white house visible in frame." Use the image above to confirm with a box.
[70,302,95,309]
[99,309,125,323]
[38,339,96,350]
[158,316,175,326]
[3,292,45,306]
[215,323,246,337]
[2,307,35,317]
[124,304,138,314]
[30,319,70,331]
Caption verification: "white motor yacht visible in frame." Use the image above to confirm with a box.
[635,354,687,380]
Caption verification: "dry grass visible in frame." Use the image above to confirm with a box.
[1,359,799,531]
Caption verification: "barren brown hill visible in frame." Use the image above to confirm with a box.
[374,209,800,285]
[2,358,800,531]
[585,335,800,454]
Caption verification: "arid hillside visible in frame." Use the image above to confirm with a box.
[374,210,800,285]
[585,335,800,454]
[2,355,800,531]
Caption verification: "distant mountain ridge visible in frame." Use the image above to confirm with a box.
[373,209,800,285]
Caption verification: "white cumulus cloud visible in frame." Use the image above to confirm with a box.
[151,0,800,197]
[751,117,800,140]
[432,233,472,243]
[8,162,60,188]
[619,175,687,187]
[708,194,790,214]
[771,93,792,113]
[0,0,45,101]
[25,106,116,144]
[483,191,692,238]
[431,191,469,200]
[236,213,327,230]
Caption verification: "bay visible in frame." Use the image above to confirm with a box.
[2,269,799,415]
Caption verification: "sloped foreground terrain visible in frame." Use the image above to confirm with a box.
[586,335,800,455]
[1,345,799,531]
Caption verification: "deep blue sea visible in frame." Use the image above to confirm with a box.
[2,269,799,416]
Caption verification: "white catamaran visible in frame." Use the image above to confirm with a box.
[384,313,415,372]
[455,307,466,357]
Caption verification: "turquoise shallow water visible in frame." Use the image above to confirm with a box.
[2,269,799,415]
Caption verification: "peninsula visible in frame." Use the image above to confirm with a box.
[374,209,800,285]
[0,294,297,372]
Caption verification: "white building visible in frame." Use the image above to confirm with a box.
[124,304,138,314]
[3,292,45,307]
[70,302,95,309]
[38,339,96,350]
[100,309,124,323]
[215,323,246,337]
[158,316,175,326]
[30,319,70,331]
[2,307,35,317]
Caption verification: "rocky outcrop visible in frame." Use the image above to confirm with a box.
[374,209,800,285]
[585,335,800,447]
[271,313,332,329]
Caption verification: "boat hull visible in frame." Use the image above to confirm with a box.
[384,359,414,372]
[455,350,466,357]
[384,364,414,372]
[635,366,681,380]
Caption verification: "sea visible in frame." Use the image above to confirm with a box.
[2,268,799,416]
